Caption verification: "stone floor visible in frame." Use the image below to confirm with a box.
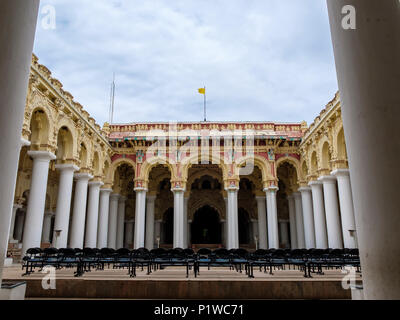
[3,264,361,299]
[3,263,358,281]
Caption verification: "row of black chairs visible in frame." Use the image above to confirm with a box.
[22,247,360,278]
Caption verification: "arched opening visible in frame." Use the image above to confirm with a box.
[337,128,347,160]
[321,142,331,170]
[277,161,298,248]
[187,164,225,247]
[149,165,172,247]
[191,205,221,244]
[238,208,251,245]
[311,151,318,175]
[30,109,49,149]
[56,126,73,163]
[163,208,174,245]
[93,152,100,176]
[79,143,88,169]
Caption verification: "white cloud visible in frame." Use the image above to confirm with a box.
[34,0,338,126]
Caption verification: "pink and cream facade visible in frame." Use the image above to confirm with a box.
[8,56,357,256]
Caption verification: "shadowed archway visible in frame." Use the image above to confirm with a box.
[191,205,221,244]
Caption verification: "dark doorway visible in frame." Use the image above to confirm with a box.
[191,206,221,244]
[239,208,251,244]
[163,208,173,245]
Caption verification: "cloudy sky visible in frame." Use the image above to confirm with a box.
[34,0,338,126]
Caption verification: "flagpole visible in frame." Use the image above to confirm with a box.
[204,86,206,122]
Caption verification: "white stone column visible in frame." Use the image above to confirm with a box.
[8,204,22,242]
[53,164,79,248]
[134,189,147,249]
[0,0,40,281]
[287,195,297,249]
[41,212,54,243]
[332,169,357,248]
[84,181,103,248]
[69,173,93,249]
[327,0,400,299]
[15,210,26,242]
[183,196,189,248]
[265,187,279,249]
[107,193,120,249]
[22,151,56,255]
[293,192,305,248]
[145,195,156,250]
[125,220,134,248]
[251,219,258,246]
[309,181,329,249]
[116,196,126,249]
[279,220,290,248]
[97,188,112,248]
[172,188,185,248]
[255,196,268,249]
[226,188,239,249]
[318,175,343,249]
[155,220,162,247]
[299,187,316,249]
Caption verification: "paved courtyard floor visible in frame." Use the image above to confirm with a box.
[3,264,360,281]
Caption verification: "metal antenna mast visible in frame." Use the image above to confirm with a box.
[109,73,116,124]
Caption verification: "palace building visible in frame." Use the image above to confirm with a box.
[7,54,357,259]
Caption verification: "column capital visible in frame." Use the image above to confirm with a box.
[21,138,31,147]
[74,172,93,181]
[110,193,120,200]
[147,194,157,202]
[318,175,337,184]
[134,187,148,192]
[13,203,23,210]
[171,187,185,193]
[44,211,55,217]
[55,164,80,172]
[89,180,104,187]
[100,188,113,194]
[125,219,134,224]
[308,180,323,187]
[27,150,56,161]
[255,195,266,202]
[298,186,311,193]
[225,186,239,192]
[119,196,127,203]
[331,169,350,177]
[293,191,302,198]
[263,186,279,193]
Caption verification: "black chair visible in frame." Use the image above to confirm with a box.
[22,248,43,275]
[194,248,212,276]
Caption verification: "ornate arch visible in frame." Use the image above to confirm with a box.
[235,154,272,182]
[275,155,302,181]
[109,157,136,183]
[181,153,229,183]
[26,92,56,143]
[186,167,224,191]
[188,192,225,220]
[55,118,78,161]
[140,156,175,182]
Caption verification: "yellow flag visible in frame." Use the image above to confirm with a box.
[198,88,205,95]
